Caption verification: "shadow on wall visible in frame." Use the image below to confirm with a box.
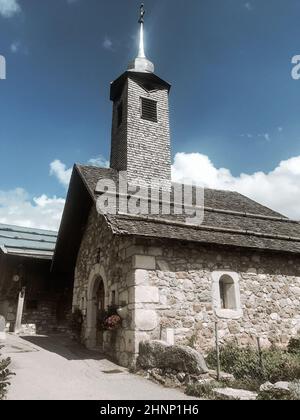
[21,335,107,362]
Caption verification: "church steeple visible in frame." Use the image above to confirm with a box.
[128,4,155,74]
[110,4,172,188]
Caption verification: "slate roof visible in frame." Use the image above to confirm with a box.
[75,165,300,255]
[0,224,57,259]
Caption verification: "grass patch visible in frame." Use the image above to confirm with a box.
[206,341,300,384]
[186,381,223,399]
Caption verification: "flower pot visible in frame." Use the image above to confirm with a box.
[117,306,128,320]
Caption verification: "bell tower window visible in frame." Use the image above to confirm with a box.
[141,97,158,122]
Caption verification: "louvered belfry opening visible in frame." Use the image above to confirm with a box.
[141,97,158,122]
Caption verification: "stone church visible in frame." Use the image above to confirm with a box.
[1,8,300,369]
[51,9,300,368]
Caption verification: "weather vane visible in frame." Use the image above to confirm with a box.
[139,3,145,24]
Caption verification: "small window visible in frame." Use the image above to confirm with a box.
[141,97,157,122]
[111,291,116,306]
[219,275,237,310]
[117,102,123,127]
[95,247,101,264]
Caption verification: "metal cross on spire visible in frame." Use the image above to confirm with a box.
[139,3,145,24]
[127,3,154,73]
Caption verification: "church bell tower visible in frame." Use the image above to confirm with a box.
[110,4,172,188]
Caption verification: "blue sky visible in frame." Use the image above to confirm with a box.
[1,0,300,229]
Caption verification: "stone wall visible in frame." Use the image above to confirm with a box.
[73,207,137,367]
[74,210,300,366]
[0,253,72,335]
[4,300,60,335]
[131,238,300,352]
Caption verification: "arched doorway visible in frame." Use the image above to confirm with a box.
[86,275,106,350]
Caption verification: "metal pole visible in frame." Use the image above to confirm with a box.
[257,337,264,374]
[215,321,221,381]
[14,287,25,334]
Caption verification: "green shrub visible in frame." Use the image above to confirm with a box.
[257,381,300,400]
[289,380,300,400]
[288,337,300,355]
[223,378,262,392]
[206,342,300,383]
[186,381,222,399]
[257,388,292,400]
[0,347,14,400]
[262,347,300,383]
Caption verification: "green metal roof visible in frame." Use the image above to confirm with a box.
[0,223,57,260]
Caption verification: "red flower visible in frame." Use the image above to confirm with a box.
[103,314,122,330]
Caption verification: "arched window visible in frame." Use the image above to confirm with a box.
[212,271,242,319]
[219,275,237,310]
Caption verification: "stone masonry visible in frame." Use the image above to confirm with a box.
[73,207,300,367]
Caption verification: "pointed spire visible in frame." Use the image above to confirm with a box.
[128,4,154,73]
[138,4,146,58]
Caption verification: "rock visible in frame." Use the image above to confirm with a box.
[197,378,215,386]
[149,369,165,385]
[138,341,167,369]
[260,382,274,392]
[166,344,208,375]
[176,372,186,382]
[137,340,208,375]
[258,381,293,400]
[260,381,290,392]
[274,382,290,391]
[213,388,258,401]
[209,370,235,382]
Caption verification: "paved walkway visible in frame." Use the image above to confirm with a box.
[1,334,194,400]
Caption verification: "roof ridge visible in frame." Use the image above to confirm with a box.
[0,233,56,244]
[94,189,294,223]
[114,213,300,243]
[0,225,57,237]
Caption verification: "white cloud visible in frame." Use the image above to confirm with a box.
[50,160,72,188]
[3,151,300,232]
[0,156,109,231]
[0,188,64,231]
[172,152,300,220]
[88,155,109,168]
[10,41,20,53]
[102,36,113,51]
[0,0,20,18]
[50,156,109,189]
[244,2,253,11]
